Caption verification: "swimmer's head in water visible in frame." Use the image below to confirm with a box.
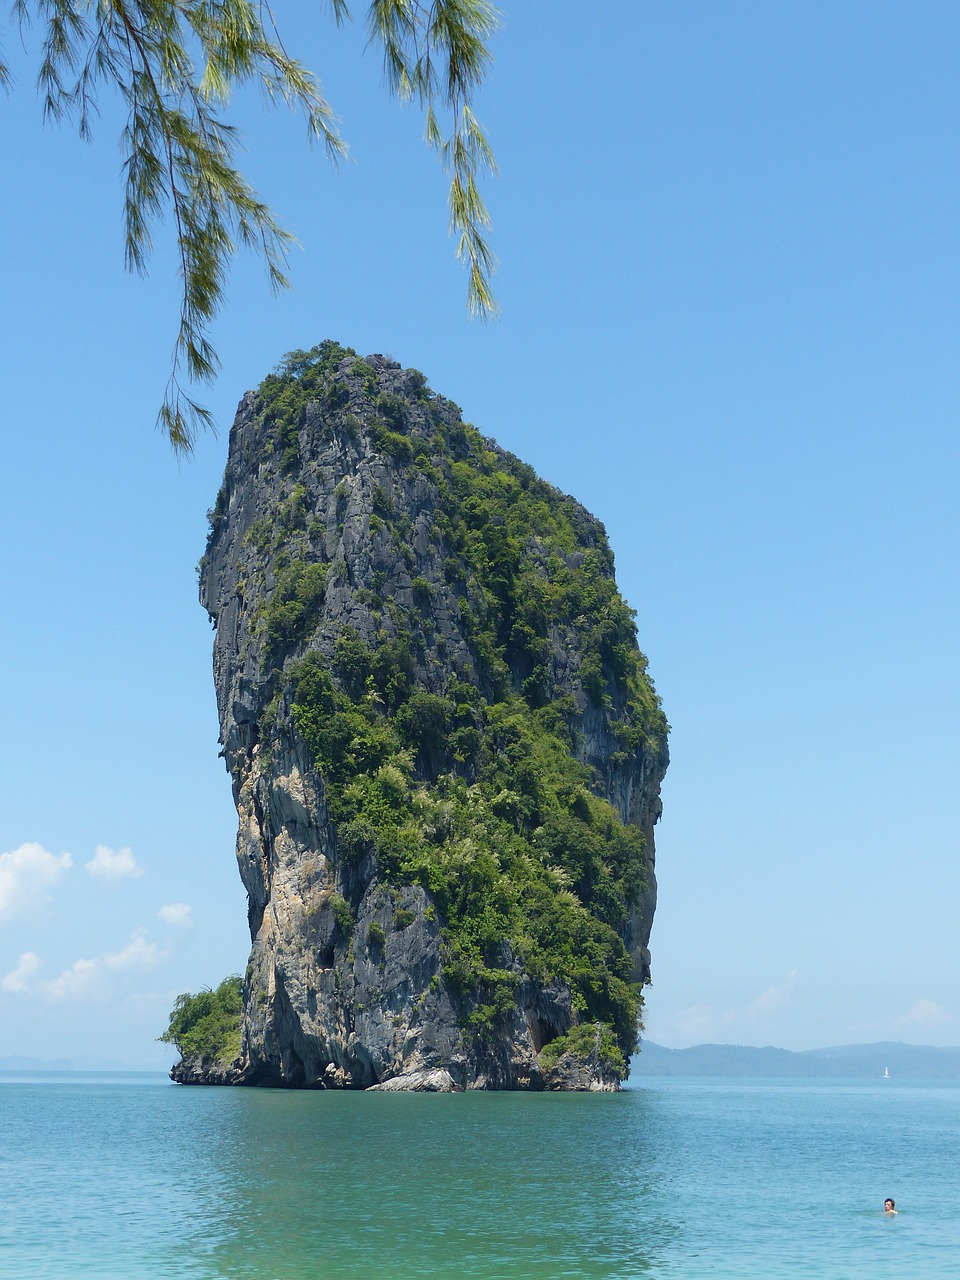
[884,1199,896,1213]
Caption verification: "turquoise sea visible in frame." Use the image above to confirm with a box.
[2,1072,958,1279]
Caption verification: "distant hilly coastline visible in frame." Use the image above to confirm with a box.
[7,1043,960,1080]
[0,1055,167,1073]
[633,1041,960,1079]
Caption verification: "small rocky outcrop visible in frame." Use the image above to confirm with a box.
[170,1055,246,1086]
[192,341,668,1091]
[540,1026,622,1092]
[368,1068,461,1092]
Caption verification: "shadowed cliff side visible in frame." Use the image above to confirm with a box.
[186,341,668,1090]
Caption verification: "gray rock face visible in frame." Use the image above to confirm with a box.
[170,1055,245,1086]
[197,343,668,1090]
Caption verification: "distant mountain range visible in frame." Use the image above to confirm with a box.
[6,1043,960,1081]
[0,1055,167,1073]
[632,1041,960,1079]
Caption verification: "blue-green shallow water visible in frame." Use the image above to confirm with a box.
[2,1074,958,1279]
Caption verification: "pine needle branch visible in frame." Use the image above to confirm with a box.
[13,0,499,448]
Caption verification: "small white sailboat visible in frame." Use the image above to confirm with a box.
[883,1066,891,1079]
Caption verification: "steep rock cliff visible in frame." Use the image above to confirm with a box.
[194,341,668,1090]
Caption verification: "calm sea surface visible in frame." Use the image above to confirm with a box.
[2,1071,957,1279]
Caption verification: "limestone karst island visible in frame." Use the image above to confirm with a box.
[164,342,668,1092]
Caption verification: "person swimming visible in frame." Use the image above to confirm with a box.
[884,1198,897,1214]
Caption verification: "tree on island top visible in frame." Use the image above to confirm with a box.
[160,975,242,1063]
[2,0,498,449]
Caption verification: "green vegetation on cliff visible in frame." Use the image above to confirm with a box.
[539,1022,627,1079]
[291,651,647,1057]
[242,344,667,1076]
[160,976,242,1063]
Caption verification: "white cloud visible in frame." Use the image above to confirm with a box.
[103,930,159,972]
[2,951,41,993]
[893,999,957,1032]
[650,972,801,1047]
[45,929,160,1001]
[157,902,193,927]
[746,970,798,1017]
[0,843,73,921]
[655,1002,734,1044]
[46,956,101,1001]
[84,845,144,881]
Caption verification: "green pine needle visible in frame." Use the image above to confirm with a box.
[11,0,500,449]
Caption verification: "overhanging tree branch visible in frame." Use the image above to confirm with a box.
[3,0,499,450]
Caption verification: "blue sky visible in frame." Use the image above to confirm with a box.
[1,1,958,1067]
